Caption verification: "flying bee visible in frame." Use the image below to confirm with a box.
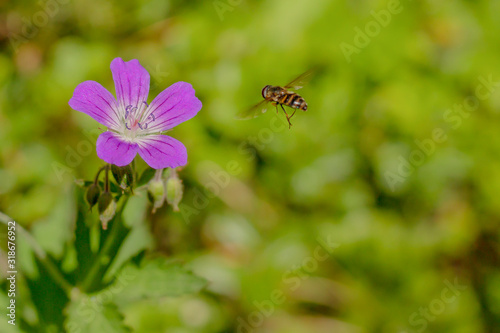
[237,70,314,128]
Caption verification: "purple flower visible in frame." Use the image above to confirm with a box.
[69,58,202,169]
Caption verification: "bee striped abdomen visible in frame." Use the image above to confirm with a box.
[292,95,305,109]
[277,93,290,105]
[277,93,301,108]
[287,93,307,111]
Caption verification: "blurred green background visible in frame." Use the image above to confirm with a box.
[1,0,500,332]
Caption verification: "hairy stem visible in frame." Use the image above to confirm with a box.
[94,165,106,185]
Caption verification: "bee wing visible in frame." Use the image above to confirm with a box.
[236,100,270,120]
[283,69,315,90]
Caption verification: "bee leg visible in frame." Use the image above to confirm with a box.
[280,104,292,129]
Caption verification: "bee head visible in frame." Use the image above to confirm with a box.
[261,85,271,99]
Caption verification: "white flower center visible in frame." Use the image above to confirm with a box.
[121,101,156,139]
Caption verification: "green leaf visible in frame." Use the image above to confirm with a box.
[122,192,149,228]
[32,185,75,259]
[103,194,153,282]
[65,298,130,333]
[102,258,207,305]
[74,186,94,278]
[16,226,38,279]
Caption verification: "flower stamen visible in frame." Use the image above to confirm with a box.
[123,101,156,135]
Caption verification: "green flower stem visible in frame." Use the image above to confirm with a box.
[0,211,74,296]
[79,195,130,293]
[94,165,106,185]
[105,164,110,192]
[154,168,163,182]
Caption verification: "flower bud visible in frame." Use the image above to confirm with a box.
[121,165,134,189]
[111,164,124,185]
[98,192,116,230]
[112,164,134,190]
[166,175,183,212]
[86,184,101,211]
[148,178,165,213]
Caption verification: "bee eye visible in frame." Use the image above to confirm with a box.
[261,85,270,98]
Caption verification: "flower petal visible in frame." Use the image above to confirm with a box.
[110,58,150,112]
[96,131,138,166]
[142,82,202,132]
[137,135,187,169]
[69,81,121,129]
